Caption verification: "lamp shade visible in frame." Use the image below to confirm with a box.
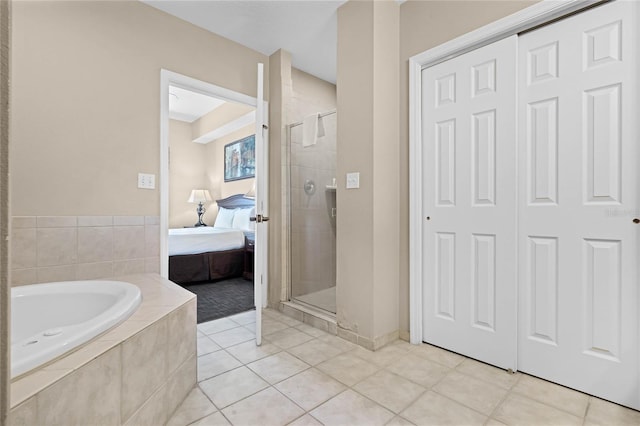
[245,181,256,198]
[187,189,212,204]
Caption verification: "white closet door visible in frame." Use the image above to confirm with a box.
[518,0,639,408]
[422,36,517,370]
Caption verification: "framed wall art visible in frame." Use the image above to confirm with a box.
[224,134,255,182]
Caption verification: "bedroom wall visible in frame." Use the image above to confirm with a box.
[203,124,255,216]
[168,119,210,228]
[10,0,268,218]
[169,121,254,229]
[396,0,537,336]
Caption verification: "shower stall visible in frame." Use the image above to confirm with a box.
[287,111,337,314]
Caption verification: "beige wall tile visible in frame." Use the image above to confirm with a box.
[10,369,71,408]
[113,226,145,260]
[12,228,37,269]
[123,387,167,426]
[36,265,76,283]
[11,269,37,287]
[12,216,36,229]
[36,346,121,425]
[121,317,168,422]
[166,300,197,375]
[36,228,77,266]
[9,397,37,426]
[145,224,159,257]
[163,354,197,420]
[145,216,160,226]
[77,216,113,227]
[42,340,118,372]
[77,227,113,263]
[113,259,145,276]
[125,354,196,426]
[36,216,77,228]
[76,262,114,280]
[144,257,160,274]
[114,216,145,226]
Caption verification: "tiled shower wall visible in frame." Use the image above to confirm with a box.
[11,216,160,286]
[290,113,337,300]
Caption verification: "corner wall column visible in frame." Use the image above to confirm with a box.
[336,0,400,349]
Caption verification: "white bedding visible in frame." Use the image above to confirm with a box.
[168,227,245,256]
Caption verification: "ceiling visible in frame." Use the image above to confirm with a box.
[169,85,226,122]
[142,0,347,84]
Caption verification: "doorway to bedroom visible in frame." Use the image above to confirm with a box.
[162,77,259,326]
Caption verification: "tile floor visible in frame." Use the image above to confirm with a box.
[168,308,640,426]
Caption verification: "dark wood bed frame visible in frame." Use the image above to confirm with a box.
[169,194,255,284]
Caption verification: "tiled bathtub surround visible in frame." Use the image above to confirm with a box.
[11,216,160,286]
[8,273,196,425]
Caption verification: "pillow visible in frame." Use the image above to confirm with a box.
[214,207,236,228]
[232,207,255,231]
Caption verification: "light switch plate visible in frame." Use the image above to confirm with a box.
[138,173,155,189]
[346,172,360,189]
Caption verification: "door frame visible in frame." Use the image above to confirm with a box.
[408,0,606,345]
[159,69,269,298]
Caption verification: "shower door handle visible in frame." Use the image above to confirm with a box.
[250,214,270,223]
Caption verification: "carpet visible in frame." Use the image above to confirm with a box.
[182,277,254,323]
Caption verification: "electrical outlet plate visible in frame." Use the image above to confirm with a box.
[346,172,360,189]
[138,173,155,189]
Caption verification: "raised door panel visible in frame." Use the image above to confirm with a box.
[518,0,639,409]
[423,35,517,370]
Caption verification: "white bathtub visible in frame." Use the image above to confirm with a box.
[11,280,142,378]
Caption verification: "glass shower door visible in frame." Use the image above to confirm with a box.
[288,111,337,313]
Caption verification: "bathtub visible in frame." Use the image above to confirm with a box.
[11,280,142,378]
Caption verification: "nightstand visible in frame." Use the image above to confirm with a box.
[243,231,255,281]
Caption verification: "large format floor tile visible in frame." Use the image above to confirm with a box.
[275,368,346,411]
[199,366,269,409]
[164,309,640,426]
[353,370,426,414]
[401,391,487,426]
[221,387,304,426]
[310,390,395,426]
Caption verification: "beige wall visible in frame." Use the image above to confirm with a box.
[290,68,337,122]
[0,0,9,421]
[203,124,255,206]
[191,102,254,142]
[169,120,209,228]
[11,0,268,217]
[337,0,400,347]
[268,49,291,306]
[169,119,255,229]
[397,0,537,335]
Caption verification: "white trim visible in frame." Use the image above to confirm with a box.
[159,69,267,279]
[408,0,605,344]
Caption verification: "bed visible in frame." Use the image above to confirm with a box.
[168,194,255,284]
